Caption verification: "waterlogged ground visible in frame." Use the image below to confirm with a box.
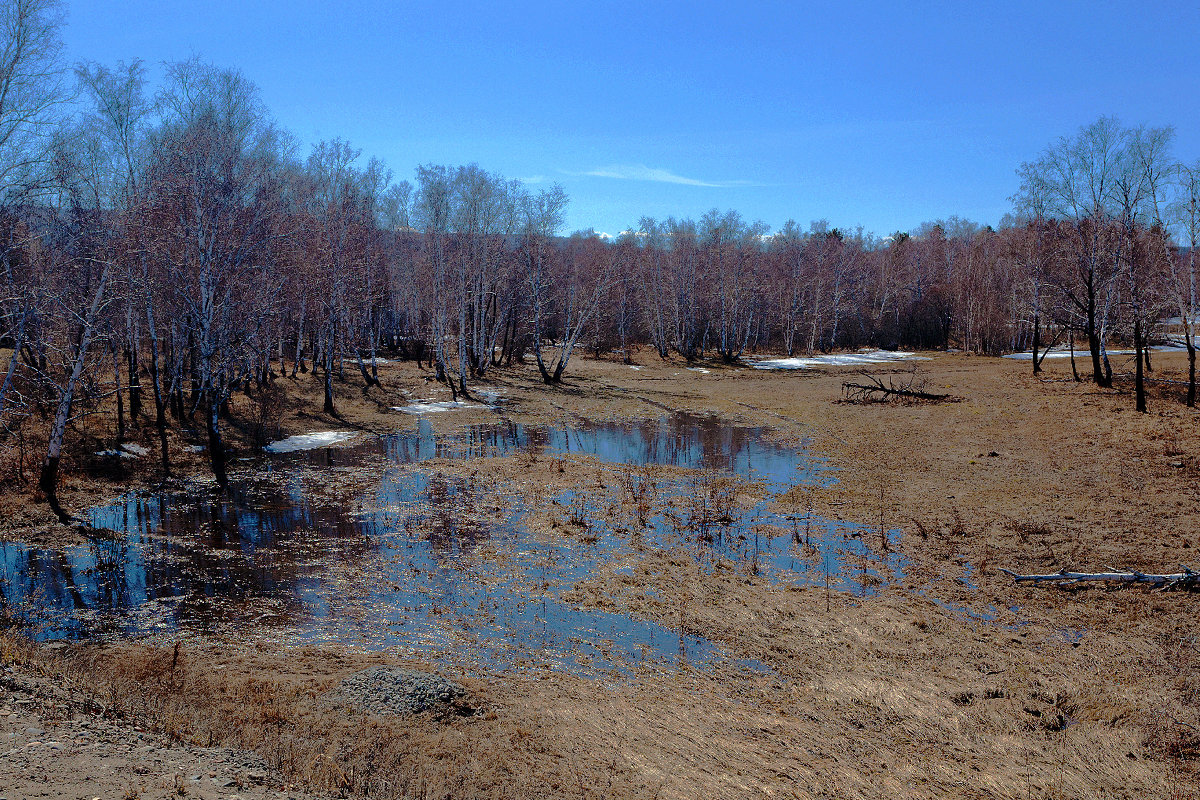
[6,353,1200,799]
[1,413,909,677]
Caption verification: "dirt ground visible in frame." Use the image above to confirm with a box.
[3,347,1200,799]
[0,640,320,800]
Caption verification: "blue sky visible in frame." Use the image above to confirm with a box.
[63,1,1200,237]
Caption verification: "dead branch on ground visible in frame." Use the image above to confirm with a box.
[841,365,957,404]
[1000,567,1200,591]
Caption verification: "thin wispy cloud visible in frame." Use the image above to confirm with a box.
[575,164,752,188]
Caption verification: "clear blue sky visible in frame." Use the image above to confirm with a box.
[62,0,1200,237]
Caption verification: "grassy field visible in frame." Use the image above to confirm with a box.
[3,347,1200,798]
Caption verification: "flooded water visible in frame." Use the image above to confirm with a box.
[0,413,904,677]
[291,413,833,489]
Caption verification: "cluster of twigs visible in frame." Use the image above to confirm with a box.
[840,366,956,404]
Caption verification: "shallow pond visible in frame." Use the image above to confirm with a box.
[0,414,906,677]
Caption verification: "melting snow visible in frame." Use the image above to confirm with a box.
[393,389,503,414]
[751,350,928,370]
[393,400,483,414]
[264,431,359,453]
[96,443,150,459]
[1004,350,1093,360]
[1001,346,1186,361]
[95,449,137,459]
[474,388,506,405]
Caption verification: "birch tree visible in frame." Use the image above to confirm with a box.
[149,59,287,489]
[1171,161,1200,405]
[1016,118,1127,387]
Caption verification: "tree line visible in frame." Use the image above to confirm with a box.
[0,0,1196,520]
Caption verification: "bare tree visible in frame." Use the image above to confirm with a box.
[702,209,766,364]
[450,164,518,391]
[0,0,66,202]
[1112,124,1174,412]
[665,217,701,360]
[1171,161,1200,405]
[33,126,114,520]
[523,184,593,383]
[635,218,671,359]
[414,164,455,392]
[305,137,379,412]
[75,59,168,469]
[1009,175,1055,374]
[0,0,65,433]
[1016,117,1130,387]
[149,58,288,489]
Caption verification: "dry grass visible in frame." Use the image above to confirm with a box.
[2,634,667,799]
[5,347,1200,797]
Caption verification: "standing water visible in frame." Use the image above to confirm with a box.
[0,414,905,676]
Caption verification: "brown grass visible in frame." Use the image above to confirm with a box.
[5,347,1200,798]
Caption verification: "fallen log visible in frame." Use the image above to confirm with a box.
[1000,567,1200,590]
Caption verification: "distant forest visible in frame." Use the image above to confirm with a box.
[0,0,1197,515]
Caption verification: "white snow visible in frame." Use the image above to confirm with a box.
[1002,346,1184,361]
[1003,350,1097,360]
[393,388,503,414]
[688,367,711,374]
[474,388,506,405]
[95,442,150,458]
[393,400,483,414]
[751,349,929,370]
[264,431,359,453]
[95,449,137,459]
[628,365,642,371]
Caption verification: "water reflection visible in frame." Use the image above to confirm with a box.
[292,414,832,490]
[3,482,371,639]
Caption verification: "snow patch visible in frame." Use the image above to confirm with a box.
[688,367,711,374]
[264,431,359,453]
[1000,346,1183,361]
[751,350,929,370]
[96,442,150,459]
[95,449,137,459]
[393,401,483,414]
[1003,350,1084,360]
[393,389,503,414]
[628,365,642,371]
[474,388,506,405]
